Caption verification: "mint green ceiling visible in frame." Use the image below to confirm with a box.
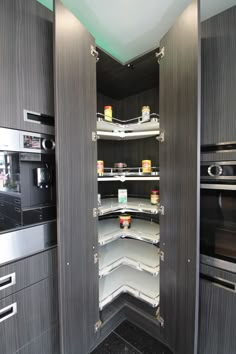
[37,0,236,64]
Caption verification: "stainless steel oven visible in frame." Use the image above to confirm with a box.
[201,161,236,272]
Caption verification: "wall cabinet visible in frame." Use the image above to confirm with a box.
[55,1,200,354]
[0,0,54,134]
[201,6,236,146]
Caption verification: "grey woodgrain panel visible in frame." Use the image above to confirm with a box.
[0,248,57,300]
[15,324,59,354]
[54,1,99,353]
[201,6,236,145]
[159,1,200,353]
[0,276,58,354]
[201,151,236,162]
[0,0,54,134]
[198,277,236,354]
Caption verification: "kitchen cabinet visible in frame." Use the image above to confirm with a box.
[0,248,58,354]
[0,0,54,134]
[55,1,200,354]
[199,264,236,354]
[201,6,236,146]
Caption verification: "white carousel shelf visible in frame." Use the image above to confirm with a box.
[99,266,160,310]
[97,113,160,141]
[98,176,160,182]
[99,239,160,277]
[98,167,159,182]
[98,218,160,245]
[98,198,159,216]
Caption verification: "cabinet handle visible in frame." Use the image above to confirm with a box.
[0,303,17,323]
[0,272,16,291]
[201,273,236,292]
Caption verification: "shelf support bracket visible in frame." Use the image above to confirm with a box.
[159,205,165,215]
[93,208,99,217]
[156,131,165,142]
[91,45,99,62]
[94,319,102,332]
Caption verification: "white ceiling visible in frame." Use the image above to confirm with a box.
[58,0,236,64]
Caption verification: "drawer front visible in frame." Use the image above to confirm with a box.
[0,248,57,300]
[0,276,58,354]
[15,324,59,354]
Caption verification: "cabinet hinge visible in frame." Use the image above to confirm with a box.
[160,250,165,262]
[94,253,98,264]
[155,47,165,64]
[159,205,165,215]
[93,208,99,217]
[94,319,102,332]
[91,45,99,62]
[160,316,165,328]
[92,131,98,142]
[156,131,165,142]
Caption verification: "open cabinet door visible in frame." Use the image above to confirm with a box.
[54,1,99,354]
[159,1,200,354]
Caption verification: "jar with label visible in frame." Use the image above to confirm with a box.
[97,160,104,176]
[104,106,112,122]
[142,160,152,173]
[119,215,132,229]
[142,106,150,122]
[150,190,160,205]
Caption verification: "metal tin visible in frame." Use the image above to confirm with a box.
[114,162,127,172]
[104,106,112,122]
[119,214,132,229]
[150,190,160,205]
[142,106,150,121]
[142,160,152,173]
[97,160,104,175]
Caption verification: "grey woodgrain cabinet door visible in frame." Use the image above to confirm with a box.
[159,1,200,354]
[198,277,236,354]
[54,1,99,354]
[201,6,236,146]
[0,0,54,134]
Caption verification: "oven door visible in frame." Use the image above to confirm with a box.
[201,183,236,272]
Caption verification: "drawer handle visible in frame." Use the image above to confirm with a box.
[201,273,236,292]
[0,273,16,291]
[0,303,17,323]
[14,207,21,213]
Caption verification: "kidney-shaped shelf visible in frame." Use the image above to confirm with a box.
[98,198,159,216]
[99,239,160,277]
[97,113,160,140]
[99,266,160,310]
[98,218,160,245]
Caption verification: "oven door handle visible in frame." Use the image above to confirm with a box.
[201,184,236,190]
[200,273,236,293]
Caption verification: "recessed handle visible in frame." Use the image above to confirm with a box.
[0,303,17,323]
[201,273,236,292]
[0,273,16,291]
[14,207,21,213]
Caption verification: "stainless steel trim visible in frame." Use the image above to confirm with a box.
[0,221,57,265]
[200,184,236,190]
[0,302,17,323]
[201,176,236,180]
[201,254,236,273]
[0,272,16,291]
[201,161,236,166]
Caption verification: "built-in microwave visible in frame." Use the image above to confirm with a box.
[200,161,236,272]
[0,128,56,233]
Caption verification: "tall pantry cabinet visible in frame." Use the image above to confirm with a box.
[54,1,200,354]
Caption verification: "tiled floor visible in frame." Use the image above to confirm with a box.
[91,321,172,354]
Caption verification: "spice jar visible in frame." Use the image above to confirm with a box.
[150,190,160,205]
[104,106,112,122]
[119,214,132,229]
[97,160,104,175]
[142,106,150,121]
[142,160,152,173]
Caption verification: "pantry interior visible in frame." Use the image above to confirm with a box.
[96,48,161,319]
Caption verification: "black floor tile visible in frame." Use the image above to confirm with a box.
[114,321,172,354]
[91,332,140,354]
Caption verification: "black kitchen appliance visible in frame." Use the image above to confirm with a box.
[0,128,56,232]
[200,160,236,272]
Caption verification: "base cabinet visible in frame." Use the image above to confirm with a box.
[199,267,236,354]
